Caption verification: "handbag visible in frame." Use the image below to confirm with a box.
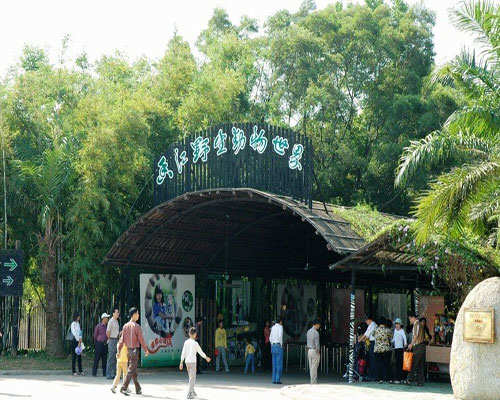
[403,351,413,372]
[65,326,74,341]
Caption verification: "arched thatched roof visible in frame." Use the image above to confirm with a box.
[104,188,365,279]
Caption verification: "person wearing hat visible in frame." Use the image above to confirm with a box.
[92,312,110,377]
[391,318,407,383]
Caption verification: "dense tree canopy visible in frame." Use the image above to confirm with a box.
[1,0,497,354]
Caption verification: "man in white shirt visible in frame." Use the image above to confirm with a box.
[359,316,377,381]
[106,308,120,380]
[269,318,284,384]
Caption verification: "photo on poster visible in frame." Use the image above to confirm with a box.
[277,283,317,342]
[140,274,195,367]
[232,279,251,326]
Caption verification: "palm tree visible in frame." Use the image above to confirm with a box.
[16,146,73,356]
[395,0,499,247]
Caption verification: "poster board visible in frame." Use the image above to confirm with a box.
[277,283,317,342]
[140,274,195,367]
[331,288,365,343]
[420,295,445,335]
[377,293,407,327]
[232,279,251,326]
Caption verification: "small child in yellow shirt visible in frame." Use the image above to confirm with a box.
[111,332,128,393]
[244,337,255,374]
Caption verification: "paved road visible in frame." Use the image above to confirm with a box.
[0,370,453,400]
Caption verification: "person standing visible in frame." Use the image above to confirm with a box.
[244,337,256,374]
[215,321,230,372]
[373,317,392,383]
[180,327,211,400]
[407,314,425,386]
[359,316,377,381]
[270,318,284,384]
[306,320,321,384]
[93,313,110,377]
[111,331,128,393]
[70,312,83,376]
[118,307,150,395]
[106,308,120,380]
[391,318,407,383]
[263,321,271,370]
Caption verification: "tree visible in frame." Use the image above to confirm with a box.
[395,0,499,247]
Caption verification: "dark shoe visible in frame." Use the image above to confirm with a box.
[136,389,142,395]
[107,376,115,380]
[120,388,130,396]
[276,382,282,385]
[417,383,424,387]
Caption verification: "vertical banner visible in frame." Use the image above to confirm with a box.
[331,288,365,343]
[232,279,251,326]
[140,274,195,367]
[377,293,408,327]
[277,283,317,342]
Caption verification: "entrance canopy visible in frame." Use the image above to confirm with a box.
[104,188,365,280]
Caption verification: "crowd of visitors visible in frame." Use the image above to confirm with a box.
[66,308,435,398]
[358,313,432,386]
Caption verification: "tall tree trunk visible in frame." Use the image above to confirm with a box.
[39,218,64,357]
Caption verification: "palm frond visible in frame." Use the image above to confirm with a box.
[412,160,500,242]
[395,130,495,187]
[450,0,500,59]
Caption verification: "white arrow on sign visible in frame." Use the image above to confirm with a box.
[4,258,17,272]
[2,275,14,286]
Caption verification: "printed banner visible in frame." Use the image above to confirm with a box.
[140,274,195,367]
[331,288,365,343]
[377,293,407,328]
[232,279,251,326]
[277,283,317,342]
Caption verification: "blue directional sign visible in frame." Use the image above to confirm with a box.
[0,250,23,297]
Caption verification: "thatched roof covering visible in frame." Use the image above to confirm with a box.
[104,188,365,279]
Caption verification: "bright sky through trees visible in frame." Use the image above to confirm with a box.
[0,0,477,74]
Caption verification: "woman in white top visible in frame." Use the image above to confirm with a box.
[70,312,83,376]
[391,318,407,383]
[179,327,211,400]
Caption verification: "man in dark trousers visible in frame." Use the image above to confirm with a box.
[118,307,149,395]
[93,313,110,376]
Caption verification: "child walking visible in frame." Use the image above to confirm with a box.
[180,327,211,400]
[111,332,128,394]
[244,337,255,374]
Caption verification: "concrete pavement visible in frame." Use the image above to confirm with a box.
[0,370,453,400]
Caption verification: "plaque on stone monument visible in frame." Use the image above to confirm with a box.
[463,308,494,343]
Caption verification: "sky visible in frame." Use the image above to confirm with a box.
[0,0,477,74]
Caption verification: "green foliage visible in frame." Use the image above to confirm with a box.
[396,0,499,248]
[386,221,499,309]
[1,0,494,321]
[330,204,405,240]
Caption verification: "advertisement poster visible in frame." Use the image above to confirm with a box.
[232,279,251,326]
[331,288,365,343]
[277,283,317,342]
[377,293,407,329]
[140,274,195,367]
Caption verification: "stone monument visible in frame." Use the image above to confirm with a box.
[450,277,500,399]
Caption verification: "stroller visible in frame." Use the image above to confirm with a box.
[343,340,368,382]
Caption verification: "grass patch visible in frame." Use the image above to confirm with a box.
[0,350,94,370]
